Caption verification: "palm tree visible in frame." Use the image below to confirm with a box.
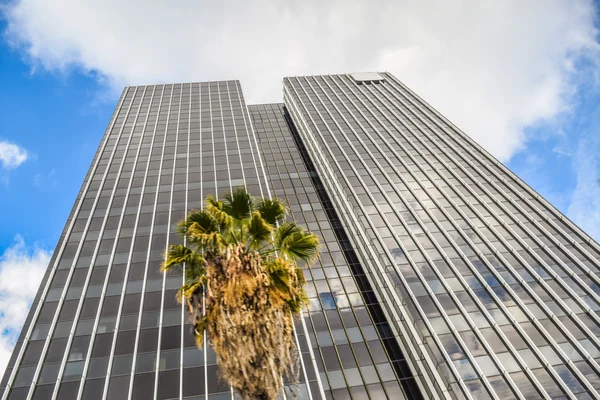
[162,187,320,400]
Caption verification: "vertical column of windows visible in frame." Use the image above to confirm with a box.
[152,84,185,400]
[216,82,233,195]
[235,81,266,198]
[124,85,174,399]
[178,82,192,399]
[184,81,208,397]
[224,82,247,189]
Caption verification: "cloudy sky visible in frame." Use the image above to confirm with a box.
[0,0,599,375]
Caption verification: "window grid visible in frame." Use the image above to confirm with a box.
[283,73,600,399]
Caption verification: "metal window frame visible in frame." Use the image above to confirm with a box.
[124,85,174,399]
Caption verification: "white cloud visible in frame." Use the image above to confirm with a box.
[567,134,600,241]
[0,141,27,169]
[3,0,598,161]
[0,236,50,376]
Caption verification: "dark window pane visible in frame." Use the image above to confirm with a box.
[107,375,129,399]
[46,338,68,363]
[132,372,154,400]
[81,378,105,400]
[138,328,158,353]
[182,367,205,396]
[115,331,136,355]
[157,369,178,399]
[57,381,80,400]
[160,326,180,350]
[32,384,53,400]
[92,333,114,358]
[21,341,44,366]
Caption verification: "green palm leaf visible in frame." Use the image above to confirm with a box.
[266,259,292,296]
[255,198,286,225]
[185,262,206,283]
[194,315,208,347]
[183,210,219,234]
[274,222,302,249]
[279,230,320,264]
[161,244,205,272]
[247,211,274,247]
[206,195,233,228]
[188,231,226,250]
[222,186,253,221]
[177,281,204,303]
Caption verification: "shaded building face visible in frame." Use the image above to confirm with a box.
[2,72,600,400]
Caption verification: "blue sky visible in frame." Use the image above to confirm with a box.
[0,21,113,250]
[0,0,599,374]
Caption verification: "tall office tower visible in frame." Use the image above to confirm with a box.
[283,72,600,399]
[2,73,600,400]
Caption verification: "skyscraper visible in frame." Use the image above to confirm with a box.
[2,72,599,400]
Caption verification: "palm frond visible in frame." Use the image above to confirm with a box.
[186,211,219,234]
[266,259,292,296]
[206,195,233,228]
[279,230,321,264]
[176,281,204,303]
[185,262,206,283]
[161,244,205,272]
[295,266,307,286]
[274,222,302,249]
[266,260,308,313]
[222,187,253,221]
[255,197,286,225]
[286,290,308,314]
[247,211,274,248]
[188,231,226,251]
[185,212,222,249]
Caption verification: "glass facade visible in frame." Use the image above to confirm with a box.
[284,72,600,399]
[2,72,600,400]
[250,104,421,399]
